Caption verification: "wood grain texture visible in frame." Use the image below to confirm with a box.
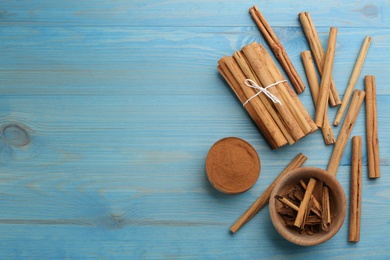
[0,1,389,27]
[0,0,389,259]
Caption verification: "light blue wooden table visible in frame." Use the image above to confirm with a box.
[0,1,389,259]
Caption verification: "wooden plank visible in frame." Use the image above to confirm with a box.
[0,1,389,27]
[0,166,390,258]
[0,94,386,167]
[0,26,389,95]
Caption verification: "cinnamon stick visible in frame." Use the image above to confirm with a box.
[241,44,305,141]
[298,177,322,218]
[298,12,341,106]
[349,136,362,242]
[250,6,305,94]
[321,186,331,231]
[327,90,366,176]
[294,178,317,228]
[334,36,372,126]
[301,50,335,145]
[230,153,307,233]
[276,195,299,211]
[365,75,380,178]
[300,180,307,190]
[315,27,337,128]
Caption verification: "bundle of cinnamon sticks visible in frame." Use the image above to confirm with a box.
[218,43,317,149]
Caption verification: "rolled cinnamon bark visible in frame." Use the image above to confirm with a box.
[327,90,366,176]
[250,6,305,94]
[349,136,362,242]
[301,50,335,145]
[299,12,341,107]
[365,75,380,178]
[334,36,372,126]
[315,27,337,128]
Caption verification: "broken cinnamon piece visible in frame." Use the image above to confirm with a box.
[275,195,299,211]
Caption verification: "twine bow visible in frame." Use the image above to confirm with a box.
[242,79,286,106]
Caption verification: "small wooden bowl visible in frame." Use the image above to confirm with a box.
[269,167,346,246]
[206,137,260,194]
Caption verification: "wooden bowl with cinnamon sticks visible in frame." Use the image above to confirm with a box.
[269,167,346,246]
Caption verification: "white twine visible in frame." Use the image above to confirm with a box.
[242,79,286,106]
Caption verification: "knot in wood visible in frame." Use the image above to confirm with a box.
[2,124,30,147]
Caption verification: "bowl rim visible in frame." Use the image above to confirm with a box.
[269,166,346,246]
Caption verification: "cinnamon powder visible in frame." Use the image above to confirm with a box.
[206,137,261,194]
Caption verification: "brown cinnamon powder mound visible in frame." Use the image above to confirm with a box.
[206,137,261,194]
